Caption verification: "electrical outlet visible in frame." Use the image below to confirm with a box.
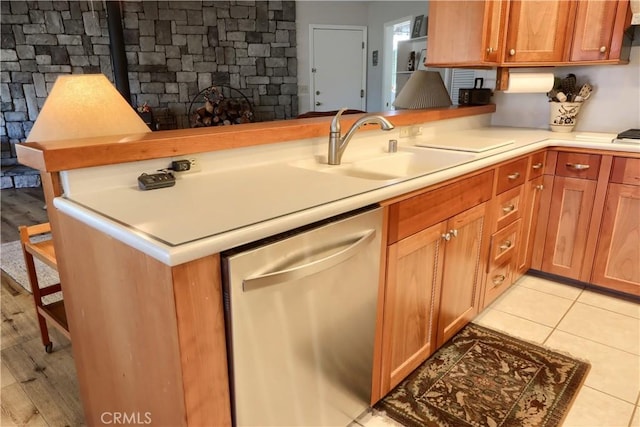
[399,126,423,138]
[399,127,411,138]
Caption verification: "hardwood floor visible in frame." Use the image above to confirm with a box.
[1,187,84,426]
[1,187,49,243]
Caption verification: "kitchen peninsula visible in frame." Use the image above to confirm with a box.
[16,105,639,426]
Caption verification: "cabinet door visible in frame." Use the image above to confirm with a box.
[516,175,545,276]
[482,0,508,63]
[426,0,488,65]
[437,202,487,346]
[381,222,446,393]
[541,176,597,279]
[504,0,575,63]
[570,0,622,61]
[592,183,640,296]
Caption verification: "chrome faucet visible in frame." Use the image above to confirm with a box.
[328,108,395,165]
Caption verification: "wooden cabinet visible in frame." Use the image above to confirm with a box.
[379,172,492,395]
[516,175,545,274]
[541,152,603,280]
[591,157,640,296]
[504,0,575,63]
[570,0,630,61]
[542,175,598,280]
[427,0,506,66]
[437,202,488,346]
[381,222,444,392]
[516,151,547,275]
[427,0,632,67]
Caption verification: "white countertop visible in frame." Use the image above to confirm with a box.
[54,121,638,266]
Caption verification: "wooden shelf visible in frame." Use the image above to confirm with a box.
[38,300,70,340]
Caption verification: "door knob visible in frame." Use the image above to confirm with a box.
[509,49,516,56]
[316,91,321,95]
[315,101,322,106]
[599,46,607,53]
[535,184,544,190]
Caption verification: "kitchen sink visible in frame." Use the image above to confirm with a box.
[290,147,477,181]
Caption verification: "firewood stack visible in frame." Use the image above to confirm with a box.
[192,86,254,127]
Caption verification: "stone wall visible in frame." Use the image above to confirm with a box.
[0,0,298,188]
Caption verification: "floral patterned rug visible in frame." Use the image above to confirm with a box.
[376,323,590,427]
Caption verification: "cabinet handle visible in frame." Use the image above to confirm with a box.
[499,240,512,251]
[509,48,516,56]
[492,274,506,285]
[532,162,543,170]
[442,232,451,241]
[486,47,494,53]
[535,184,544,190]
[566,163,590,171]
[449,229,458,238]
[600,46,607,53]
[507,172,521,180]
[502,204,515,213]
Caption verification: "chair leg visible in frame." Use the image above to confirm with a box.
[22,247,53,352]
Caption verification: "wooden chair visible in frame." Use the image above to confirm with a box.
[19,223,69,353]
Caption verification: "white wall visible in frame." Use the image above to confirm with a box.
[491,45,640,133]
[296,1,426,114]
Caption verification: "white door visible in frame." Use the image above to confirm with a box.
[310,25,367,112]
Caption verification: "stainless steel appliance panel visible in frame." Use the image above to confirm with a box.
[222,207,383,427]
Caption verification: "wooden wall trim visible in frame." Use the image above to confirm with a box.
[15,105,495,172]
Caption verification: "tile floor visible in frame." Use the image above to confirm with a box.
[357,274,640,427]
[2,274,638,426]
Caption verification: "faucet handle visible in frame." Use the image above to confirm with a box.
[330,107,349,134]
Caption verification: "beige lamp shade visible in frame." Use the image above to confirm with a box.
[393,70,452,109]
[26,74,151,143]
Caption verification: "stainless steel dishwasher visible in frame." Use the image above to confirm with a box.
[221,206,383,427]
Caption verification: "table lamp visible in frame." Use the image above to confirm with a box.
[393,70,452,109]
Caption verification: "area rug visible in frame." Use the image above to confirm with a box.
[1,237,60,301]
[376,323,590,427]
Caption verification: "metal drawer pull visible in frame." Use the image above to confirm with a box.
[502,204,515,213]
[507,172,520,180]
[492,274,506,285]
[535,184,544,190]
[566,163,590,171]
[499,240,512,251]
[532,162,543,170]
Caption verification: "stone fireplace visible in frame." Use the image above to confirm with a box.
[0,0,298,188]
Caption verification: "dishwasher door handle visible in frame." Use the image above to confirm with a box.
[243,229,376,291]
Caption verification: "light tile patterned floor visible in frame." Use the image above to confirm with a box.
[361,275,640,427]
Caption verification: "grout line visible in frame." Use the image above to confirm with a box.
[542,287,584,347]
[630,393,640,427]
[580,384,640,409]
[573,297,640,321]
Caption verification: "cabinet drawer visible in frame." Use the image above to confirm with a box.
[488,219,521,271]
[388,171,493,244]
[494,185,524,231]
[529,151,546,180]
[555,152,600,180]
[610,157,640,186]
[496,158,528,194]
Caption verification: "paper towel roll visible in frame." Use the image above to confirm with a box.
[504,73,555,93]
